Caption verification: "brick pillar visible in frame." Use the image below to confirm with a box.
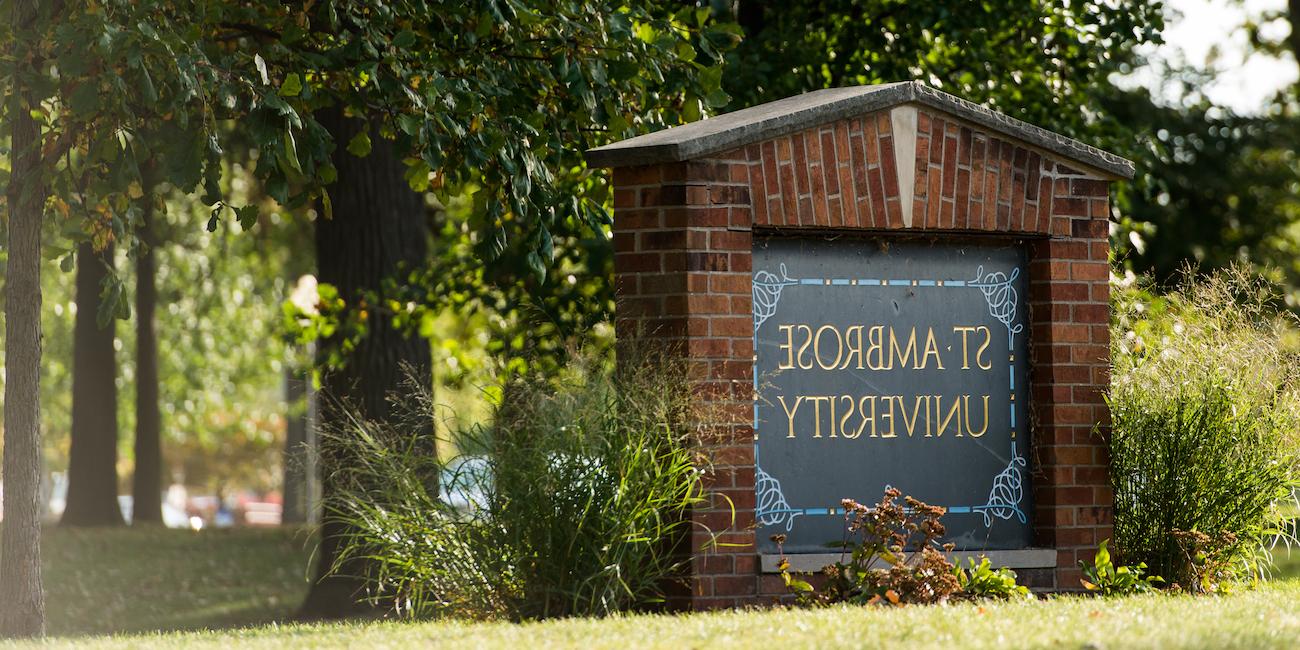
[612,155,760,609]
[1026,169,1114,589]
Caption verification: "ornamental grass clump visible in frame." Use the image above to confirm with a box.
[1109,266,1300,590]
[321,349,717,620]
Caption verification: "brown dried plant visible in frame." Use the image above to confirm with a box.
[776,488,961,606]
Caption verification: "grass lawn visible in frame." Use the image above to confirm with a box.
[13,527,1300,649]
[40,526,314,636]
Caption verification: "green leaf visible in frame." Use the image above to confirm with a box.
[403,159,432,192]
[320,189,333,220]
[206,207,221,232]
[699,65,724,93]
[235,205,260,229]
[97,274,126,327]
[526,251,546,284]
[207,134,224,158]
[539,226,554,261]
[140,67,158,104]
[69,83,100,115]
[59,252,75,273]
[397,114,422,136]
[254,53,269,85]
[259,93,302,127]
[704,87,732,108]
[279,73,303,97]
[202,175,222,205]
[392,30,417,49]
[265,174,289,204]
[318,163,338,185]
[675,40,696,62]
[785,577,814,593]
[283,128,302,173]
[682,92,702,123]
[347,130,372,158]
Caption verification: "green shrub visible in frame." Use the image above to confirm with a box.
[953,557,1032,601]
[1079,539,1163,596]
[1109,267,1300,589]
[321,349,719,620]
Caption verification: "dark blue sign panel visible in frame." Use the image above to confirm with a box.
[752,237,1032,553]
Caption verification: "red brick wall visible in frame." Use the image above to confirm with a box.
[748,113,902,228]
[610,107,1114,608]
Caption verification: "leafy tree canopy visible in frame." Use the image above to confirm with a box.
[724,0,1164,144]
[304,0,1173,382]
[3,0,736,279]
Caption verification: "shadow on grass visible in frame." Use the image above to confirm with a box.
[41,526,316,638]
[29,521,1300,640]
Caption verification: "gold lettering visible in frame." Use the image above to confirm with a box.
[921,327,945,370]
[889,327,918,370]
[841,326,865,370]
[952,326,975,369]
[879,395,897,438]
[826,394,839,438]
[935,395,962,437]
[778,325,796,370]
[900,395,924,437]
[866,325,886,370]
[963,394,990,437]
[975,326,992,370]
[809,396,827,438]
[794,324,815,369]
[838,395,856,439]
[857,396,877,438]
[778,395,803,438]
[925,395,935,437]
[814,325,844,371]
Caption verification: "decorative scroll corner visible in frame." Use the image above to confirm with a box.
[752,264,799,332]
[756,463,801,532]
[973,443,1028,527]
[970,265,1024,347]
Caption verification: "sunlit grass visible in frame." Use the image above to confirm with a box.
[19,580,1300,649]
[21,520,1300,648]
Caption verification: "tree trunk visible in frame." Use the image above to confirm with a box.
[1,0,47,636]
[61,243,125,527]
[281,362,310,525]
[131,197,163,524]
[297,107,433,619]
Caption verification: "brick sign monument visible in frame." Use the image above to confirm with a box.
[586,82,1133,608]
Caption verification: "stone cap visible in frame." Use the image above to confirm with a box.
[586,81,1134,180]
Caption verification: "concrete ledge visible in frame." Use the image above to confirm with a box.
[761,548,1059,573]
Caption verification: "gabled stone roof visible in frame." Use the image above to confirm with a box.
[586,81,1134,179]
